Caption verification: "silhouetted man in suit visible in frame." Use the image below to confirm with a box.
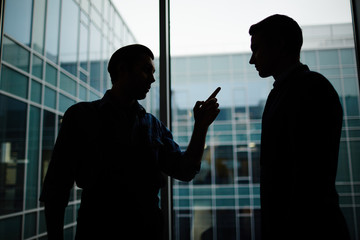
[249,15,350,240]
[40,44,220,239]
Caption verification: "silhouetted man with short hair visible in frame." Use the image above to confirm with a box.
[40,44,220,239]
[249,15,350,240]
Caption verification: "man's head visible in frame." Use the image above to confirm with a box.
[249,14,303,78]
[108,44,155,100]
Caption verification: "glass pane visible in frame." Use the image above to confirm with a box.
[0,94,27,215]
[89,23,102,91]
[0,216,22,240]
[24,212,37,238]
[32,54,43,79]
[44,86,56,109]
[32,0,46,54]
[31,80,42,104]
[60,72,77,96]
[2,36,30,72]
[45,0,61,63]
[59,0,79,76]
[59,94,76,113]
[0,65,28,99]
[3,0,32,46]
[79,23,89,71]
[26,106,41,209]
[170,1,358,239]
[45,63,58,86]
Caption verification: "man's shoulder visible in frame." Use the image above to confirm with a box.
[63,100,101,118]
[293,66,336,92]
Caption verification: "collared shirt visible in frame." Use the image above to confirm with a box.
[273,62,303,88]
[40,90,199,211]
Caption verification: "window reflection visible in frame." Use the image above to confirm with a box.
[2,36,30,72]
[0,94,27,215]
[215,145,234,184]
[45,0,61,63]
[89,23,102,91]
[3,0,32,46]
[59,0,79,76]
[32,0,46,54]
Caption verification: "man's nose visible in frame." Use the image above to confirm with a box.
[150,74,156,83]
[249,54,255,65]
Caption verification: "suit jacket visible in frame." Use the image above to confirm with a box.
[260,64,350,240]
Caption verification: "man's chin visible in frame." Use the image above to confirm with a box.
[136,93,147,100]
[258,71,272,78]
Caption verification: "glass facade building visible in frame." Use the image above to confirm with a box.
[170,24,360,240]
[0,1,359,240]
[0,0,136,239]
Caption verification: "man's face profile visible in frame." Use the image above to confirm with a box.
[128,55,156,100]
[249,33,279,78]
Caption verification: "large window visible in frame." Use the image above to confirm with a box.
[169,1,359,240]
[0,0,359,239]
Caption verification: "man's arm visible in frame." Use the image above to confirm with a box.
[159,88,220,181]
[40,106,78,239]
[185,87,221,171]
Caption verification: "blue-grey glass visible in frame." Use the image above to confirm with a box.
[319,49,339,66]
[91,5,102,28]
[45,63,57,86]
[340,49,355,65]
[89,91,100,101]
[44,86,56,109]
[60,0,79,76]
[45,0,60,63]
[3,0,32,46]
[80,71,87,83]
[60,72,77,96]
[90,23,102,91]
[26,106,40,210]
[92,0,103,13]
[59,94,76,113]
[0,65,28,99]
[79,23,89,71]
[0,94,27,215]
[0,216,22,240]
[215,145,234,184]
[350,141,360,181]
[24,213,37,238]
[189,56,208,73]
[302,51,317,67]
[38,210,46,234]
[64,205,74,224]
[343,77,359,96]
[345,94,360,116]
[32,0,46,54]
[79,84,87,101]
[211,55,230,73]
[32,54,43,79]
[31,80,42,104]
[2,36,30,72]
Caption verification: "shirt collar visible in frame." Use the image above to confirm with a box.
[273,62,305,88]
[99,90,146,117]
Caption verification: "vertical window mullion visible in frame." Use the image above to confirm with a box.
[159,0,172,239]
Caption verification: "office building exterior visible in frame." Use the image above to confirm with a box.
[171,24,360,240]
[0,1,359,240]
[0,0,136,239]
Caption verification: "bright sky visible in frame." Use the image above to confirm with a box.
[113,0,352,56]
